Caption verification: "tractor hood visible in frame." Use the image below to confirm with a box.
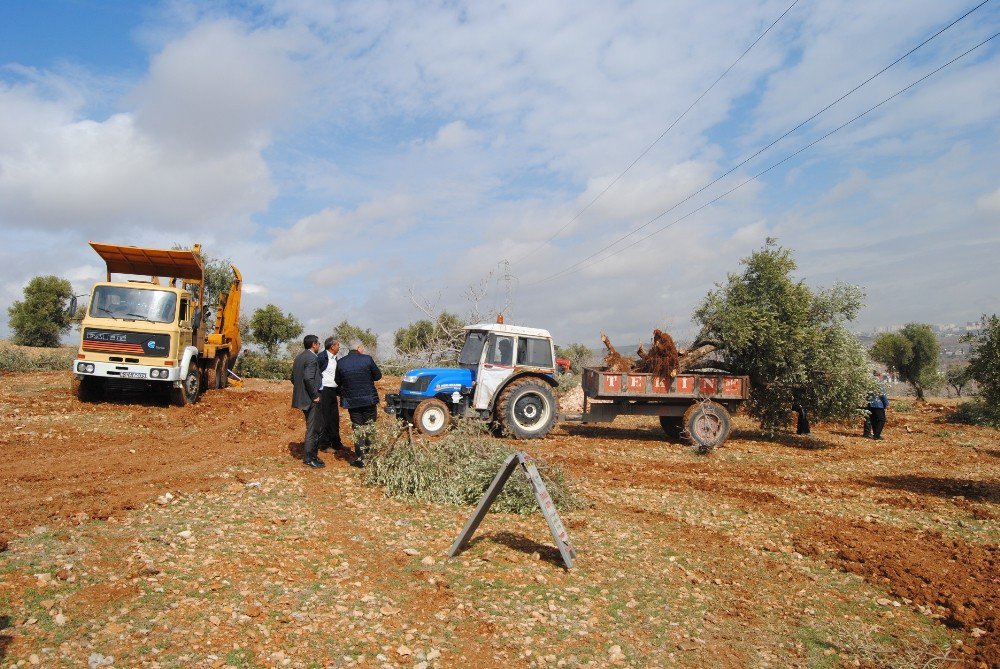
[399,367,474,397]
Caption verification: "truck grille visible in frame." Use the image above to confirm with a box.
[83,328,170,358]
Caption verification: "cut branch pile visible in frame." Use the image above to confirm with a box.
[601,330,718,378]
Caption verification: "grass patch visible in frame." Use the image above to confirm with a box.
[949,399,1000,427]
[891,400,914,414]
[363,418,581,514]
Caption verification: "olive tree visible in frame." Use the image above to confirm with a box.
[870,323,940,401]
[248,304,303,357]
[394,311,466,364]
[966,314,1000,415]
[556,343,593,372]
[7,275,74,347]
[693,239,873,432]
[333,320,379,355]
[945,364,972,398]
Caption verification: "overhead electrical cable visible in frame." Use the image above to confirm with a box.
[528,30,1000,286]
[529,0,992,284]
[509,0,802,266]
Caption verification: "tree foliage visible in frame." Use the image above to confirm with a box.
[7,275,74,347]
[333,320,379,354]
[555,343,593,372]
[693,239,873,432]
[870,323,940,400]
[945,364,972,398]
[248,304,303,357]
[965,314,1000,417]
[393,311,466,364]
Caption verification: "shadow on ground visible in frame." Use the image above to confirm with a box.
[868,475,1000,503]
[463,531,565,568]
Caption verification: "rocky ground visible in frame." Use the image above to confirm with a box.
[0,371,997,668]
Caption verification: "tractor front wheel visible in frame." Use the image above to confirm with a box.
[413,398,451,436]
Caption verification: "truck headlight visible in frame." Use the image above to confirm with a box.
[77,362,95,373]
[150,368,169,379]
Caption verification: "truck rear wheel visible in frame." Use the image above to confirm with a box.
[682,401,732,453]
[171,367,201,407]
[206,356,224,390]
[497,378,556,439]
[219,353,230,389]
[413,398,450,436]
[659,415,683,439]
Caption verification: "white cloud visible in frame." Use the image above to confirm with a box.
[977,185,1000,215]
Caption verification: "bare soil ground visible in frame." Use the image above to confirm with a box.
[1,371,997,668]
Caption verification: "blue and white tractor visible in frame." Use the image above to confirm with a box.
[384,322,559,439]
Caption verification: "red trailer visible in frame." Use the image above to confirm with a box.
[560,367,750,452]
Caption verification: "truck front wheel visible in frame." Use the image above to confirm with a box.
[413,398,451,436]
[172,367,201,407]
[497,378,557,439]
[73,376,105,402]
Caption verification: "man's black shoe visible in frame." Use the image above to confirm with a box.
[304,457,326,468]
[350,458,365,468]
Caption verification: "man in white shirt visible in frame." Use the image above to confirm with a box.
[318,337,344,451]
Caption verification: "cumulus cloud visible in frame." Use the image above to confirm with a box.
[0,19,298,235]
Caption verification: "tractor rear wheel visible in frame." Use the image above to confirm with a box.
[681,401,732,454]
[496,378,557,439]
[413,398,451,436]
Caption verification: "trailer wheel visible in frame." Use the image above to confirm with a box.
[497,378,557,439]
[172,367,201,407]
[413,398,450,436]
[73,376,105,402]
[682,401,731,453]
[659,415,683,439]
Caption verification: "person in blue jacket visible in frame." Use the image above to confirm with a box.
[863,370,889,440]
[334,340,382,468]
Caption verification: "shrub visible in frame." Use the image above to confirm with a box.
[950,400,1000,427]
[0,345,74,372]
[236,351,292,381]
[363,418,581,514]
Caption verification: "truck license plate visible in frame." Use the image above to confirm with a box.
[121,371,146,379]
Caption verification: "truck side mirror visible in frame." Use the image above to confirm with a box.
[66,295,78,316]
[192,308,202,331]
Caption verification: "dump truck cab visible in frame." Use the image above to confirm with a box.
[73,242,241,406]
[385,322,559,439]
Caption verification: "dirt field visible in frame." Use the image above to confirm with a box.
[1,371,997,668]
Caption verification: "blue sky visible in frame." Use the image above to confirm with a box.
[1,0,998,349]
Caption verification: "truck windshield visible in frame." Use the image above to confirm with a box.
[459,331,487,365]
[89,286,177,324]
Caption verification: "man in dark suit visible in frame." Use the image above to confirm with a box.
[334,340,382,468]
[292,334,325,468]
[317,337,344,451]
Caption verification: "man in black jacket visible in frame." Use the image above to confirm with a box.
[334,340,382,468]
[291,334,325,468]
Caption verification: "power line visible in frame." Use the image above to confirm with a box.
[509,0,802,266]
[529,0,992,284]
[529,30,1000,286]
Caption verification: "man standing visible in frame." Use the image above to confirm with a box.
[292,334,325,468]
[335,340,382,468]
[317,337,344,451]
[864,370,889,440]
